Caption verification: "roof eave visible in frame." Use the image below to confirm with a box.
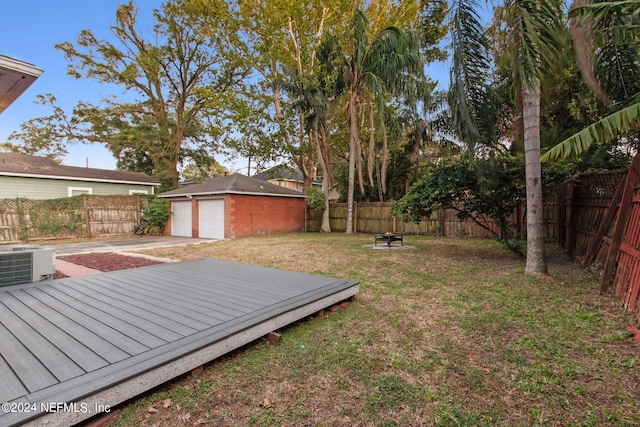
[159,190,306,199]
[0,171,160,186]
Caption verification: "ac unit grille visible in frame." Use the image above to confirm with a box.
[0,245,55,286]
[0,252,34,286]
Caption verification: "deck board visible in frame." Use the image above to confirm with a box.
[0,258,358,427]
[0,294,107,372]
[37,285,172,347]
[0,356,27,405]
[87,275,234,323]
[0,322,58,392]
[76,276,218,328]
[63,281,203,335]
[17,288,146,358]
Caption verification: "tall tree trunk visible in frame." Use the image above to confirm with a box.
[367,102,376,187]
[346,87,359,234]
[380,123,388,197]
[317,124,332,232]
[523,80,548,276]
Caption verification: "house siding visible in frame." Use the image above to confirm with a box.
[269,179,304,192]
[225,194,305,238]
[0,176,155,200]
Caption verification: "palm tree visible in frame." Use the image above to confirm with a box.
[509,0,564,275]
[333,9,425,233]
[448,0,563,276]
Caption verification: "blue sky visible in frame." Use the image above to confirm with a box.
[0,1,452,173]
[0,0,164,170]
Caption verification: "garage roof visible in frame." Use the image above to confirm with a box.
[0,55,43,114]
[159,173,306,198]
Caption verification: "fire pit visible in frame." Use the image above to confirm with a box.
[374,232,406,247]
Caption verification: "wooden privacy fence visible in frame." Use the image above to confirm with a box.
[0,195,149,243]
[557,158,640,322]
[307,201,558,241]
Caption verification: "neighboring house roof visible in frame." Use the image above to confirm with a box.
[159,173,306,198]
[254,165,304,182]
[0,152,160,186]
[254,164,322,187]
[0,55,44,115]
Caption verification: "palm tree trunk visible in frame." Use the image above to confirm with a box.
[381,123,389,196]
[314,125,332,232]
[367,102,376,187]
[523,80,548,276]
[346,88,359,234]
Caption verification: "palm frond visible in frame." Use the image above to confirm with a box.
[594,43,640,104]
[502,0,565,88]
[570,1,640,40]
[447,0,495,150]
[540,102,640,162]
[570,0,640,106]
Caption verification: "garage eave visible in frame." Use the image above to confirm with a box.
[160,190,306,199]
[0,55,44,115]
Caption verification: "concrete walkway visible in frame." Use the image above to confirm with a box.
[51,236,216,255]
[55,259,102,277]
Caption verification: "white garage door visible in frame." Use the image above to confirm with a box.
[171,201,192,237]
[199,199,225,239]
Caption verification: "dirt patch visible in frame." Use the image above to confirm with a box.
[53,271,69,279]
[58,252,163,272]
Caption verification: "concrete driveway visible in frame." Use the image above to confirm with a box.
[49,236,216,255]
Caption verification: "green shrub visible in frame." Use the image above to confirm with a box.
[141,196,171,234]
[305,187,326,210]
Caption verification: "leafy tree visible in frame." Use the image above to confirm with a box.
[215,0,357,189]
[542,0,640,162]
[4,94,77,161]
[392,153,526,246]
[9,0,249,190]
[181,160,227,183]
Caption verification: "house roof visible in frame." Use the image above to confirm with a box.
[0,55,44,115]
[254,165,304,182]
[159,173,306,198]
[0,152,160,185]
[254,164,322,186]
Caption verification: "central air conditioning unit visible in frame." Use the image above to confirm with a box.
[0,245,56,286]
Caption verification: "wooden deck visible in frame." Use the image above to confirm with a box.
[0,258,359,426]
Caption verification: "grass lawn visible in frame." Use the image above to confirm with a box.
[109,234,639,427]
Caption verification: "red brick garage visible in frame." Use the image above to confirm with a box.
[159,174,306,239]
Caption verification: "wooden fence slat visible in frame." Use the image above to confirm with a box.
[0,195,147,243]
[581,175,627,268]
[309,201,558,240]
[600,155,640,293]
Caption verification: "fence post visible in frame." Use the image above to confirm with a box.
[16,197,27,242]
[83,195,91,238]
[354,201,358,233]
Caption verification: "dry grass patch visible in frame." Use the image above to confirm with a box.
[107,234,639,427]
